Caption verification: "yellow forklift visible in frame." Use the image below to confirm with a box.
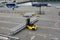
[26,18,38,30]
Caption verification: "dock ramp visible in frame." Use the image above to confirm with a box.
[0,16,38,36]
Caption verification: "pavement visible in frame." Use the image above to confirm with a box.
[14,6,60,40]
[0,16,26,35]
[0,6,60,40]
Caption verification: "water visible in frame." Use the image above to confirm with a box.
[48,2,60,6]
[39,2,60,6]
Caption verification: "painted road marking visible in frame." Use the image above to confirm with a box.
[37,33,47,38]
[31,36,35,40]
[55,22,58,27]
[1,27,11,30]
[27,31,47,39]
[39,18,60,22]
[51,38,58,40]
[39,26,60,30]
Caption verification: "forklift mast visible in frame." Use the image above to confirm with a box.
[26,18,30,25]
[26,18,34,26]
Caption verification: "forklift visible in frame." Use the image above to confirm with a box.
[26,18,38,30]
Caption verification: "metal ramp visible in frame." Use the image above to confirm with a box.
[0,16,38,36]
[0,22,26,36]
[0,17,26,36]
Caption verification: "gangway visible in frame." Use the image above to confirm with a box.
[0,16,38,35]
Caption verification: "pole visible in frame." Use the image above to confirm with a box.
[39,6,41,14]
[26,18,30,26]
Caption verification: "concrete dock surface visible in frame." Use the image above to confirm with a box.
[0,6,60,40]
[14,6,60,40]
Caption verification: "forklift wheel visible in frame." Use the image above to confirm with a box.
[32,28,37,31]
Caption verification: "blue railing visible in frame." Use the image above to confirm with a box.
[6,4,19,8]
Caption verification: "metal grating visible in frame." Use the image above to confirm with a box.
[0,17,26,35]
